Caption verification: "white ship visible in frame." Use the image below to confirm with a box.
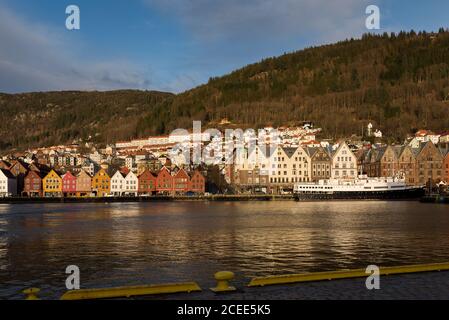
[293,175,424,200]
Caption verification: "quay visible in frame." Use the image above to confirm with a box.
[22,262,449,300]
[420,194,449,204]
[164,270,449,300]
[0,194,294,204]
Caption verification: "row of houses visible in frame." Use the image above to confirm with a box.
[231,141,449,193]
[359,141,449,186]
[0,166,205,198]
[232,142,359,193]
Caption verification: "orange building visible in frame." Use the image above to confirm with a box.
[91,169,110,197]
[42,170,63,197]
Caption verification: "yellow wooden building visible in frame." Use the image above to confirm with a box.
[91,169,111,197]
[42,170,63,197]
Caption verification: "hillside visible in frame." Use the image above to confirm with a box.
[0,90,172,151]
[137,30,449,142]
[2,30,449,152]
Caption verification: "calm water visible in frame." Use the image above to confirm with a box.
[0,201,448,299]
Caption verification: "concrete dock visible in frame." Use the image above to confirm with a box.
[152,270,449,300]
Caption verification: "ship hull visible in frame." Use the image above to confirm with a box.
[294,188,425,201]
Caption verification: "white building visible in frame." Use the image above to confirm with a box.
[331,142,358,179]
[110,171,126,196]
[124,171,138,196]
[269,146,312,186]
[0,169,17,197]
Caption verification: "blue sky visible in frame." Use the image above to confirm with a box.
[1,0,449,94]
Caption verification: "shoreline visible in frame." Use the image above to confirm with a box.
[0,195,426,204]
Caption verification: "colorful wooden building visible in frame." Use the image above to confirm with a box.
[0,169,17,197]
[189,170,206,194]
[156,166,173,195]
[62,171,77,197]
[8,160,29,195]
[76,170,92,197]
[137,170,157,195]
[23,170,43,197]
[43,170,63,197]
[173,168,190,195]
[91,169,110,197]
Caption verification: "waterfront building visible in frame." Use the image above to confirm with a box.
[76,170,92,197]
[91,169,111,197]
[42,170,63,197]
[23,170,43,197]
[137,169,157,195]
[156,166,173,195]
[415,141,444,186]
[8,160,28,195]
[364,145,402,178]
[309,147,332,182]
[62,171,77,197]
[269,146,312,192]
[235,167,270,193]
[0,169,17,197]
[110,171,126,196]
[233,145,272,193]
[124,171,138,196]
[398,146,418,185]
[189,170,206,194]
[173,168,190,195]
[331,142,358,179]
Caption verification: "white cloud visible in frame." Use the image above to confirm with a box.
[144,0,371,44]
[0,4,152,93]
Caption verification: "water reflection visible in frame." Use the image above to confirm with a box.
[1,201,449,299]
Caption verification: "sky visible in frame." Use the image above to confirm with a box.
[1,0,449,94]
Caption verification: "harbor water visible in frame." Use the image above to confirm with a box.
[1,201,448,299]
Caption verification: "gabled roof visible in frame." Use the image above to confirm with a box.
[0,169,16,179]
[137,169,157,179]
[111,170,126,179]
[77,169,92,178]
[25,170,44,179]
[62,171,76,179]
[9,159,29,170]
[392,145,405,158]
[282,147,297,159]
[374,147,387,162]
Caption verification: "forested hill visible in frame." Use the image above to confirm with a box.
[2,30,449,152]
[0,90,172,151]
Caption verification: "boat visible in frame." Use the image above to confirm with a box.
[293,175,425,200]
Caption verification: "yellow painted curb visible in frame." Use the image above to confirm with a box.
[60,282,201,300]
[247,262,449,287]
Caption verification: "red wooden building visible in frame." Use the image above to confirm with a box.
[137,169,157,195]
[173,168,190,194]
[156,167,173,195]
[62,171,77,197]
[189,170,206,194]
[23,170,43,197]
